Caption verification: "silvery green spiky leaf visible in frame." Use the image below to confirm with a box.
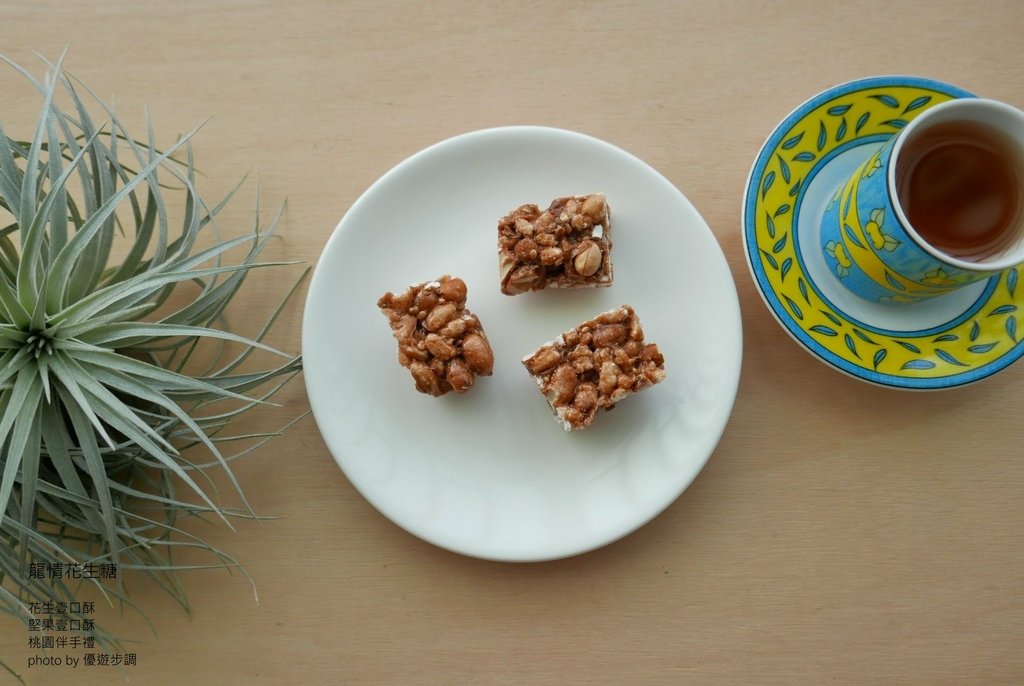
[0,53,303,679]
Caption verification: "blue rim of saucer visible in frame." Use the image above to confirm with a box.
[742,75,1024,389]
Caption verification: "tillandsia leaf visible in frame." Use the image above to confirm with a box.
[0,232,19,282]
[160,189,278,296]
[163,251,289,375]
[47,352,117,448]
[196,318,231,376]
[0,327,28,348]
[79,394,225,524]
[146,111,170,266]
[107,168,247,288]
[44,98,68,255]
[62,73,116,303]
[182,409,309,471]
[35,353,51,402]
[13,88,63,322]
[16,54,65,250]
[46,302,156,340]
[191,371,301,427]
[0,347,32,387]
[15,406,42,570]
[57,386,121,562]
[0,267,29,329]
[21,124,106,312]
[1,655,24,684]
[210,267,309,377]
[52,230,265,330]
[42,123,203,313]
[18,66,101,230]
[60,354,179,456]
[193,358,302,396]
[55,342,270,405]
[28,274,46,332]
[0,584,29,618]
[80,322,289,357]
[0,125,24,211]
[72,135,136,296]
[83,363,257,515]
[52,259,290,329]
[55,66,176,263]
[106,184,159,285]
[162,257,272,334]
[38,402,104,532]
[0,368,43,528]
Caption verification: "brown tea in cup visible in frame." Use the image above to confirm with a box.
[895,119,1024,261]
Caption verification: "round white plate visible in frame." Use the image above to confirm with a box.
[303,126,742,561]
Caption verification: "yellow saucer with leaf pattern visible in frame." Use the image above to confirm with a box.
[743,76,1024,389]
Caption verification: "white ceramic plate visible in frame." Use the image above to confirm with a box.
[303,126,742,561]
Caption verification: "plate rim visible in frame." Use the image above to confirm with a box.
[741,75,1024,390]
[302,125,743,561]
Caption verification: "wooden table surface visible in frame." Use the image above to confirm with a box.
[2,1,1023,684]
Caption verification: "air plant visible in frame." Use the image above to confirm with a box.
[0,53,303,681]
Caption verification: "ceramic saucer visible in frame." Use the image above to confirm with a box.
[743,76,1024,389]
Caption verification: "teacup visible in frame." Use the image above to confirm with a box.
[820,97,1024,304]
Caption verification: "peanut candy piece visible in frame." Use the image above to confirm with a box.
[378,276,494,397]
[498,193,613,295]
[522,305,665,431]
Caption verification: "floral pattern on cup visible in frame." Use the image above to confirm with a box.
[819,128,998,304]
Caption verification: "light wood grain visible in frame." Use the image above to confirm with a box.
[2,1,1023,684]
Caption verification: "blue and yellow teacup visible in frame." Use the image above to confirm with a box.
[821,98,1024,304]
